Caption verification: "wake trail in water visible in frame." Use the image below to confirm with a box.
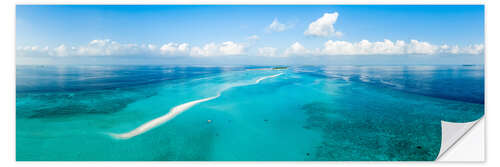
[110,73,283,139]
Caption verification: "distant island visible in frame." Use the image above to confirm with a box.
[247,66,289,71]
[272,67,288,70]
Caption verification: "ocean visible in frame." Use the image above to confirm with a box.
[16,65,484,161]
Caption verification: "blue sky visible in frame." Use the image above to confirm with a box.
[16,5,485,65]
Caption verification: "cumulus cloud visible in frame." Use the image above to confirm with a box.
[322,39,406,55]
[53,45,69,57]
[74,40,139,56]
[190,41,245,56]
[220,41,245,55]
[17,39,246,57]
[190,41,246,56]
[268,18,288,32]
[16,39,483,58]
[440,44,484,55]
[304,12,341,37]
[16,45,49,57]
[284,39,484,56]
[190,43,218,57]
[44,39,157,57]
[285,42,309,56]
[160,42,189,55]
[283,42,324,56]
[406,40,439,55]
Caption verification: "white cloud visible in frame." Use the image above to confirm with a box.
[16,45,49,57]
[68,39,150,56]
[322,39,406,55]
[285,42,317,56]
[17,39,246,57]
[16,39,483,58]
[441,44,484,55]
[258,47,278,57]
[190,43,218,57]
[304,12,341,37]
[464,44,484,55]
[53,45,69,57]
[219,41,245,55]
[406,40,439,55]
[268,18,288,32]
[160,42,190,55]
[190,41,245,57]
[147,44,157,51]
[284,39,484,56]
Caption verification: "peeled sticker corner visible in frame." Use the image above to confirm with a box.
[436,117,483,161]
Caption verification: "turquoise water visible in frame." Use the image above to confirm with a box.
[16,65,484,161]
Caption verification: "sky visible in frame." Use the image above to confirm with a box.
[16,5,485,65]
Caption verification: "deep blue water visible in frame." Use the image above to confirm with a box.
[16,65,484,161]
[16,65,250,93]
[295,65,484,104]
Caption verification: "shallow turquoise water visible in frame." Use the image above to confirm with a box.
[16,65,484,161]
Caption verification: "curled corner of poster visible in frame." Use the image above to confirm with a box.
[436,117,484,161]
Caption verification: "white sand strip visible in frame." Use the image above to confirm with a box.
[256,73,282,84]
[110,73,283,139]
